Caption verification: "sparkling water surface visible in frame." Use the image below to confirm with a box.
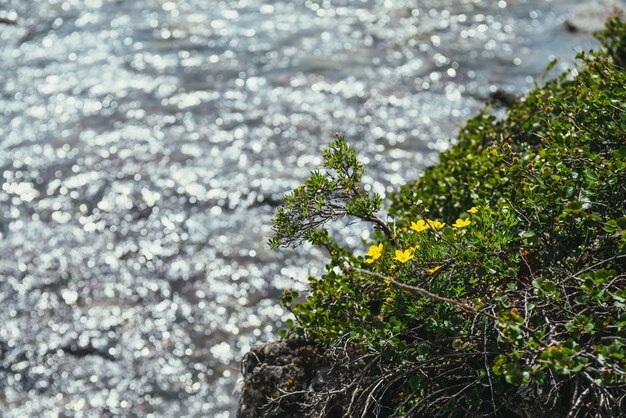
[0,0,602,416]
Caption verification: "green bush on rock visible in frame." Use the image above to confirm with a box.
[269,18,626,417]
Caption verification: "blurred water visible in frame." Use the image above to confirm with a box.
[0,0,600,416]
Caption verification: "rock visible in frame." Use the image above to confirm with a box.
[488,89,518,108]
[0,11,18,25]
[565,0,625,33]
[237,339,328,418]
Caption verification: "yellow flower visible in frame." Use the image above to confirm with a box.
[467,207,478,214]
[410,219,429,233]
[394,248,414,263]
[364,243,383,263]
[427,219,446,230]
[426,265,443,274]
[452,218,471,229]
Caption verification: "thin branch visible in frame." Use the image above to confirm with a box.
[364,213,397,246]
[345,266,548,347]
[346,266,498,320]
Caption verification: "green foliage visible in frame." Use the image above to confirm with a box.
[269,19,626,417]
[595,16,626,66]
[269,134,390,252]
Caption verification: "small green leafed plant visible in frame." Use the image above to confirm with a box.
[269,18,626,417]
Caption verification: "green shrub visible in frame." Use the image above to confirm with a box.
[270,18,626,417]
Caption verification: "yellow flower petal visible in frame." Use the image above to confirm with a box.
[467,207,478,214]
[365,243,383,261]
[452,218,471,229]
[410,220,429,233]
[426,265,443,274]
[427,219,446,230]
[394,248,414,263]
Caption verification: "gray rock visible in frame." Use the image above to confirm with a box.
[237,339,328,418]
[565,0,625,33]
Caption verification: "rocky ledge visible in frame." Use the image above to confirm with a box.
[237,339,329,418]
[237,340,402,417]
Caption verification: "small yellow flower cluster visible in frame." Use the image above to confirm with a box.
[364,243,417,264]
[364,206,484,267]
[410,219,445,233]
[451,205,486,229]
